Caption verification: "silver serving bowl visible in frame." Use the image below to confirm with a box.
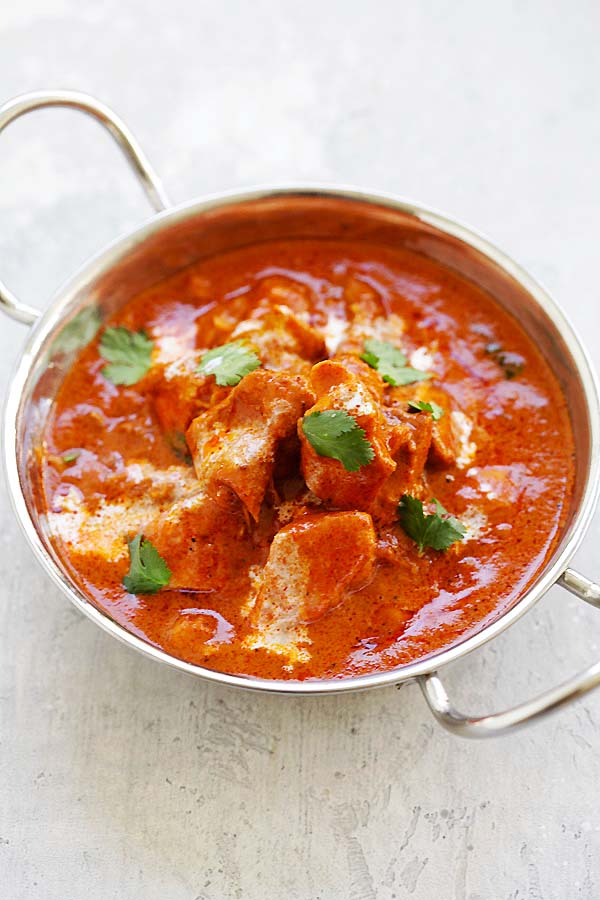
[2,91,600,738]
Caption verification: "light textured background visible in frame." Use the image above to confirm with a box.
[1,2,600,898]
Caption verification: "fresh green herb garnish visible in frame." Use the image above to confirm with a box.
[485,342,525,379]
[398,494,466,553]
[407,400,445,421]
[123,534,171,594]
[54,307,102,355]
[496,351,524,380]
[99,327,153,386]
[62,451,80,464]
[197,340,261,387]
[301,409,375,472]
[360,339,432,386]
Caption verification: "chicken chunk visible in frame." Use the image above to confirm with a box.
[151,305,324,437]
[332,352,385,402]
[254,275,313,314]
[388,382,459,467]
[372,405,433,520]
[336,275,406,355]
[422,386,457,467]
[230,304,326,374]
[250,511,376,642]
[150,352,224,437]
[143,488,252,591]
[299,360,395,510]
[344,274,385,321]
[186,370,315,520]
[390,412,433,487]
[165,608,234,658]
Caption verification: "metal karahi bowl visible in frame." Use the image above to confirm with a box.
[2,91,600,738]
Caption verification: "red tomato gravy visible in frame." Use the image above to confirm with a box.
[40,239,575,680]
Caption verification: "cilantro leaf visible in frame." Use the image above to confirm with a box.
[62,451,80,464]
[387,367,432,386]
[432,499,467,538]
[407,399,445,421]
[361,338,407,368]
[197,340,261,386]
[360,339,432,386]
[99,327,154,386]
[301,409,375,472]
[55,307,102,355]
[495,351,525,380]
[398,494,466,552]
[123,534,172,594]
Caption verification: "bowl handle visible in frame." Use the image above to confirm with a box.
[0,90,170,326]
[418,567,600,738]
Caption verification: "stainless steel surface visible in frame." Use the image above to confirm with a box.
[419,568,600,737]
[560,566,600,608]
[0,90,169,324]
[2,93,600,719]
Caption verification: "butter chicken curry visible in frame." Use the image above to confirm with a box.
[41,239,575,679]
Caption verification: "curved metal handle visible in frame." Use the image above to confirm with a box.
[419,567,600,738]
[0,89,170,326]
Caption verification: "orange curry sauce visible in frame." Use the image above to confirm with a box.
[41,240,575,680]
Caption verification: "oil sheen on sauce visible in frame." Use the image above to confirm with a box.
[40,240,575,680]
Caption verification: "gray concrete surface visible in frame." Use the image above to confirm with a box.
[2,2,600,897]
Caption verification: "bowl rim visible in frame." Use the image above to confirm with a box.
[4,182,600,695]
